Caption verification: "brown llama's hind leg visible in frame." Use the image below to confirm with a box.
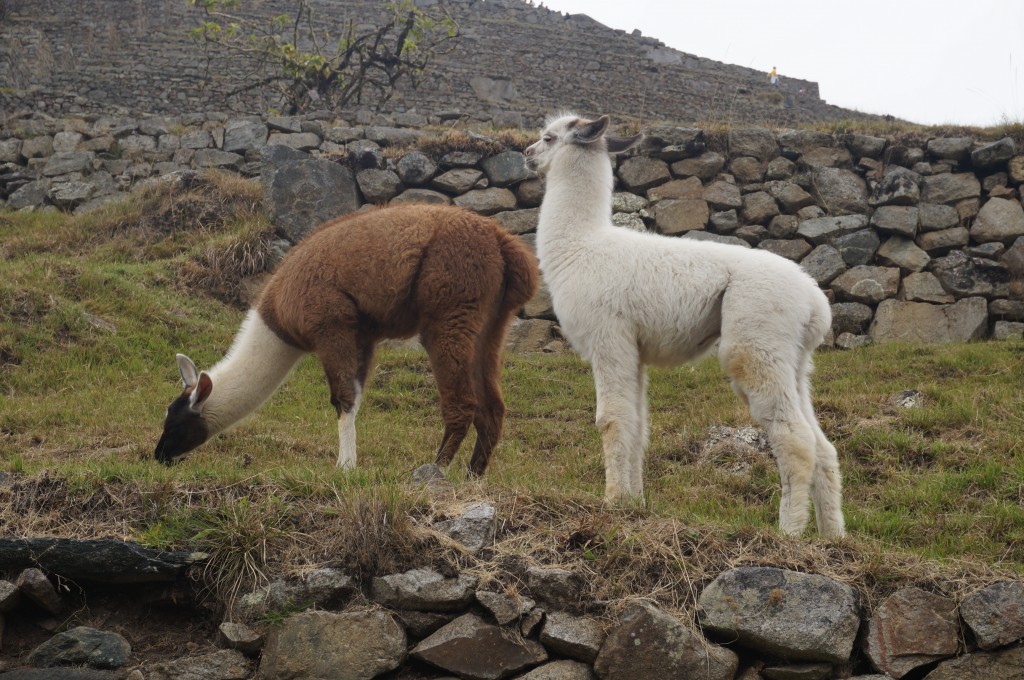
[466,312,514,477]
[422,317,482,470]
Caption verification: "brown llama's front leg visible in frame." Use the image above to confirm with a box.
[423,324,480,470]
[317,333,371,470]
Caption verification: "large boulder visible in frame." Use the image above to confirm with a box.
[698,567,860,663]
[970,196,1024,243]
[539,611,605,663]
[970,136,1016,168]
[265,158,360,243]
[830,266,900,304]
[808,167,869,215]
[703,180,743,211]
[921,172,981,204]
[481,150,532,187]
[800,245,847,286]
[594,602,738,680]
[412,613,548,680]
[870,298,988,343]
[672,151,726,181]
[655,198,709,234]
[223,119,268,154]
[864,587,959,678]
[260,610,406,680]
[396,151,438,185]
[728,127,778,161]
[617,156,671,192]
[959,581,1024,650]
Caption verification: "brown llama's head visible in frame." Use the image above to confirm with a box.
[154,354,212,465]
[524,113,643,175]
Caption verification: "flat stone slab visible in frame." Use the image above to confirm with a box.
[0,538,207,584]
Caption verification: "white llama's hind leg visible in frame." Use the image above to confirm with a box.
[592,347,646,503]
[336,384,362,470]
[796,357,845,537]
[630,367,649,498]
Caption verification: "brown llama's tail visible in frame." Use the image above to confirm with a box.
[496,232,540,315]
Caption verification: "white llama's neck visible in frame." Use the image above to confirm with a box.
[537,150,614,266]
[202,310,306,436]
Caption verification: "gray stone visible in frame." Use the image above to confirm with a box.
[527,567,582,608]
[617,156,670,192]
[454,187,517,215]
[49,181,95,209]
[797,214,869,245]
[921,172,981,204]
[356,168,403,204]
[971,136,1016,168]
[730,156,765,182]
[971,196,1024,243]
[655,198,709,234]
[741,191,779,225]
[0,579,21,613]
[440,150,484,168]
[260,610,404,680]
[21,135,54,158]
[831,302,874,335]
[681,230,750,247]
[767,181,815,213]
[918,202,960,232]
[365,126,423,146]
[611,212,647,231]
[902,272,954,303]
[778,129,834,154]
[193,148,243,170]
[834,332,872,350]
[876,236,930,273]
[762,663,833,680]
[396,151,437,185]
[144,650,254,680]
[671,151,726,181]
[267,116,302,133]
[927,137,973,161]
[52,130,83,152]
[968,241,1006,258]
[832,229,881,266]
[119,134,156,155]
[28,626,131,669]
[809,167,869,215]
[394,609,456,638]
[846,133,888,159]
[831,266,900,304]
[612,191,649,213]
[924,646,1024,680]
[799,146,853,170]
[265,159,360,243]
[347,139,385,169]
[17,568,63,615]
[42,151,94,177]
[412,613,547,680]
[217,621,264,657]
[518,660,595,680]
[433,502,496,553]
[994,321,1024,339]
[481,150,532,186]
[518,178,546,206]
[595,602,738,680]
[643,125,705,159]
[916,227,970,255]
[960,581,1024,650]
[371,567,478,611]
[475,590,534,625]
[539,611,604,663]
[267,131,321,151]
[711,209,740,233]
[647,176,703,201]
[390,188,451,205]
[493,208,539,234]
[800,245,847,285]
[1003,237,1024,277]
[758,239,811,261]
[180,129,213,149]
[433,168,486,194]
[506,318,557,353]
[766,155,796,180]
[703,180,743,210]
[324,126,364,143]
[735,224,768,245]
[1009,155,1024,182]
[930,250,995,297]
[990,298,1024,321]
[871,206,919,237]
[698,567,860,663]
[728,127,778,161]
[865,587,959,678]
[768,214,799,238]
[222,119,268,154]
[870,298,988,344]
[0,138,22,162]
[8,181,49,210]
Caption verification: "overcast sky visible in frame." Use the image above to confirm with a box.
[539,0,1023,127]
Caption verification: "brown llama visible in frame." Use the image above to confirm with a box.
[154,203,539,476]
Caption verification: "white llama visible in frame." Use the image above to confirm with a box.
[524,113,844,538]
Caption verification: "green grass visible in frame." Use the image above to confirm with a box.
[2,178,1023,613]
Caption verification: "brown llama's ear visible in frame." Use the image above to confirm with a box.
[177,353,199,388]
[189,372,214,412]
[606,133,644,154]
[573,115,611,144]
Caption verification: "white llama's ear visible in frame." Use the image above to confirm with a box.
[176,353,199,388]
[189,372,214,412]
[573,115,610,144]
[606,133,644,154]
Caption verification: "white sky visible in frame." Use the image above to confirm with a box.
[539,0,1024,127]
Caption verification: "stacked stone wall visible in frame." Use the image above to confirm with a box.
[2,111,1022,346]
[0,0,873,127]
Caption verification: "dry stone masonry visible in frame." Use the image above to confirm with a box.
[3,507,1024,678]
[2,111,1022,348]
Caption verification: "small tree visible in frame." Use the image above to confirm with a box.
[188,0,459,114]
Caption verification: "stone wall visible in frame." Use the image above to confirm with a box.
[2,110,1022,347]
[0,0,875,127]
[4,508,1024,678]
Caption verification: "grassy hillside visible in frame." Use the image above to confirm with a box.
[2,173,1022,615]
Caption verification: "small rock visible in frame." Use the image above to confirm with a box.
[864,586,959,678]
[28,626,131,670]
[217,621,264,657]
[17,569,63,616]
[146,648,254,680]
[527,567,582,608]
[476,590,535,625]
[539,611,604,663]
[433,502,496,553]
[412,612,548,680]
[371,567,478,612]
[960,581,1024,650]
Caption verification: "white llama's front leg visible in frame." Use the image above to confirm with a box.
[592,352,645,504]
[336,384,362,470]
[768,418,817,536]
[630,367,650,498]
[811,431,845,538]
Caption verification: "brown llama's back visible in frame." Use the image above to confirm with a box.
[256,204,537,352]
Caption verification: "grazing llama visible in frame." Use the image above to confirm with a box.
[524,113,844,537]
[155,204,538,477]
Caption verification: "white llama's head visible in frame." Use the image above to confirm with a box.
[524,113,643,175]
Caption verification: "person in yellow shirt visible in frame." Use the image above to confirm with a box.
[769,66,778,85]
